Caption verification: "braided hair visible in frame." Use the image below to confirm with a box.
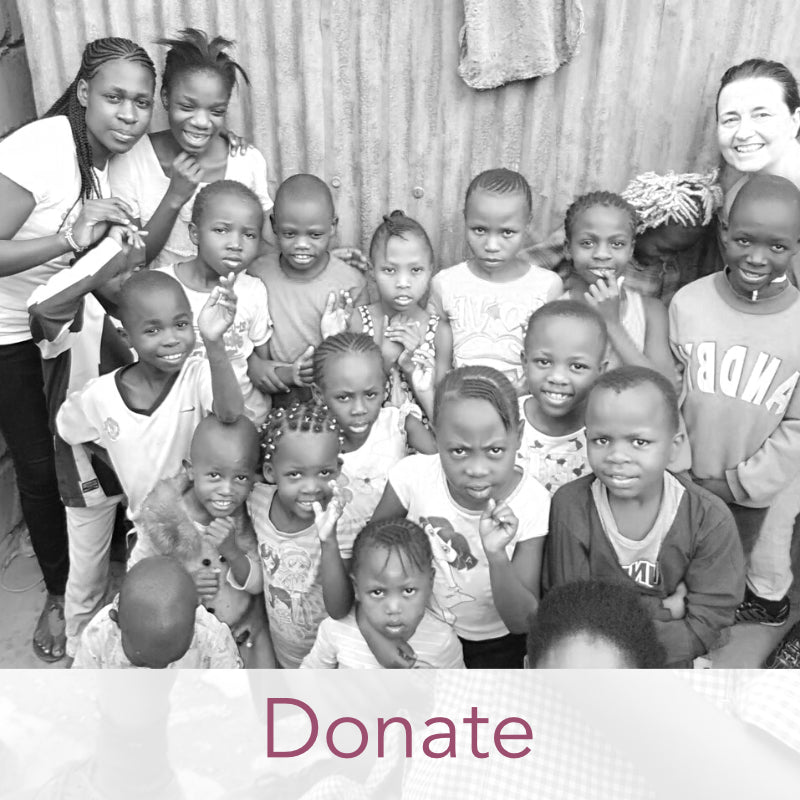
[313,332,383,389]
[465,168,533,215]
[368,209,435,272]
[564,191,638,242]
[433,365,519,432]
[621,170,723,233]
[158,28,250,98]
[351,518,433,579]
[258,401,343,466]
[42,38,155,200]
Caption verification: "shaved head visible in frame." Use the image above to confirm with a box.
[729,173,800,232]
[273,173,335,220]
[117,270,190,329]
[190,414,260,468]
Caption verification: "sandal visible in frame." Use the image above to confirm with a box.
[32,593,66,663]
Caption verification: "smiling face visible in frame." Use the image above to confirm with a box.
[717,77,800,175]
[272,193,337,276]
[78,58,155,166]
[374,234,434,313]
[567,205,635,286]
[464,189,530,278]
[163,69,230,155]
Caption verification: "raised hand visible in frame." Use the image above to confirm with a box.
[320,290,354,338]
[313,482,347,543]
[71,198,135,249]
[167,152,203,205]
[478,498,519,555]
[223,129,252,157]
[584,277,621,323]
[199,272,238,342]
[331,246,370,273]
[407,346,435,394]
[291,345,315,386]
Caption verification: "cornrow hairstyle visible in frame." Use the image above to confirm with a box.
[590,365,680,433]
[313,332,383,388]
[717,58,800,116]
[433,365,519,432]
[564,191,638,242]
[191,179,263,226]
[258,401,343,465]
[351,518,433,580]
[621,170,723,233]
[523,299,608,354]
[527,580,666,668]
[465,168,533,215]
[42,37,155,201]
[368,209,436,273]
[158,28,250,98]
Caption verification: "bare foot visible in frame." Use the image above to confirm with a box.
[33,593,66,662]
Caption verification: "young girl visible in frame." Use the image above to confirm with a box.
[430,169,562,392]
[349,210,452,417]
[372,365,551,668]
[301,519,464,668]
[561,191,675,379]
[313,332,436,543]
[110,28,273,269]
[249,401,351,668]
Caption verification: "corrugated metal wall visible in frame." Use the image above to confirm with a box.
[16,0,800,265]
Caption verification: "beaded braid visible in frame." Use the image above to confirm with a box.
[621,170,723,233]
[465,168,533,214]
[313,332,383,388]
[42,38,155,201]
[258,401,343,465]
[368,209,435,270]
[433,365,519,431]
[351,518,433,578]
[563,191,637,242]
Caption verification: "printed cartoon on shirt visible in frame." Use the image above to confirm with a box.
[419,516,476,616]
[259,541,321,636]
[519,434,589,493]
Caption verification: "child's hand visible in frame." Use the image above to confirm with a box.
[320,290,354,338]
[386,316,423,365]
[479,498,519,555]
[167,152,203,205]
[106,222,148,256]
[205,517,237,557]
[407,347,435,394]
[249,357,291,394]
[331,246,370,273]
[584,278,621,323]
[662,581,688,620]
[223,129,252,156]
[193,567,220,600]
[291,345,315,386]
[198,272,237,343]
[71,197,135,249]
[313,482,347,543]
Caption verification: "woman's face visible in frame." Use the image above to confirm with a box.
[717,76,800,175]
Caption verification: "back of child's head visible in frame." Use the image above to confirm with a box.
[564,191,637,242]
[464,168,533,215]
[157,27,249,98]
[190,413,260,470]
[527,580,666,668]
[523,299,608,355]
[312,332,383,389]
[589,365,679,434]
[433,365,519,431]
[351,518,433,580]
[259,400,343,467]
[117,269,189,329]
[369,209,435,270]
[273,173,335,220]
[191,179,264,228]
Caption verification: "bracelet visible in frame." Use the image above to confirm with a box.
[63,224,86,254]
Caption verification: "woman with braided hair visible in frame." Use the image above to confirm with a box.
[0,36,155,661]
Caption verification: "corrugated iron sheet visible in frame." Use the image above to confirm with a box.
[16,0,800,265]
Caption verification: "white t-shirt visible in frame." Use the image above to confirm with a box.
[0,116,111,344]
[56,357,213,525]
[517,396,590,495]
[431,261,562,384]
[300,609,465,669]
[387,454,550,640]
[109,135,273,270]
[158,264,272,423]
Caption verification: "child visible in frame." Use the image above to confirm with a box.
[561,191,675,379]
[621,170,723,304]
[157,180,276,423]
[526,579,666,669]
[110,28,273,270]
[429,168,562,390]
[544,366,745,668]
[249,174,368,402]
[670,173,800,628]
[300,519,464,668]
[517,300,607,494]
[136,414,275,667]
[56,269,244,533]
[73,556,241,668]
[372,365,550,668]
[350,210,453,416]
[250,401,352,667]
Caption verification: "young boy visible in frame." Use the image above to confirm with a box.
[249,173,368,403]
[517,300,607,494]
[544,366,745,667]
[56,270,244,536]
[669,174,800,629]
[73,556,241,668]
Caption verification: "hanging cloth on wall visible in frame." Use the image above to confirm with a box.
[458,0,585,90]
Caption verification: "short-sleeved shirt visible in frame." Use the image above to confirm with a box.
[109,135,273,270]
[0,116,111,344]
[247,483,357,668]
[387,454,550,640]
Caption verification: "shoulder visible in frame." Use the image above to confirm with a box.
[671,274,718,308]
[434,262,468,285]
[248,254,280,284]
[1,117,70,151]
[234,271,268,299]
[327,255,366,286]
[551,474,595,511]
[390,453,439,482]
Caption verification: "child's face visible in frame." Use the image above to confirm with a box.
[436,397,522,510]
[723,192,800,295]
[374,234,433,313]
[123,285,195,374]
[353,546,432,642]
[634,223,706,266]
[271,195,337,274]
[536,632,634,669]
[586,384,680,503]
[523,316,605,419]
[464,189,530,276]
[190,194,262,277]
[319,352,384,449]
[264,430,341,523]
[162,69,229,155]
[568,205,634,285]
